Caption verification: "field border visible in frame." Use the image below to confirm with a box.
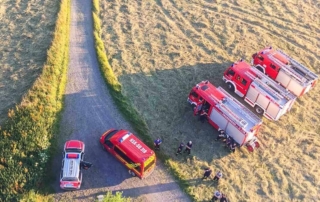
[0,0,70,200]
[92,0,194,200]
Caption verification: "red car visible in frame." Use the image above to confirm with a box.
[60,140,85,190]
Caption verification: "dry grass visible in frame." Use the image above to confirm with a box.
[99,0,320,201]
[0,0,59,124]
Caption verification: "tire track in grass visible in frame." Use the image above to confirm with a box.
[200,4,320,60]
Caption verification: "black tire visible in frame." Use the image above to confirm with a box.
[191,104,196,110]
[101,144,106,151]
[227,83,235,92]
[254,105,264,114]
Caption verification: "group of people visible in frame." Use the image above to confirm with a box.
[193,98,209,123]
[154,137,229,201]
[154,138,193,155]
[215,129,238,153]
[202,169,228,201]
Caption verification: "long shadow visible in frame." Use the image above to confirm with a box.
[117,61,263,164]
[72,179,217,201]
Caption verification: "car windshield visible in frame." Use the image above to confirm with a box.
[62,177,78,181]
[65,148,82,153]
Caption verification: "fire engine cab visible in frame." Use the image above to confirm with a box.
[187,81,262,152]
[252,47,318,96]
[222,60,297,121]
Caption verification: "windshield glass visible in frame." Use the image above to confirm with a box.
[62,177,78,181]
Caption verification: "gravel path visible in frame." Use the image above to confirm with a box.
[51,0,191,201]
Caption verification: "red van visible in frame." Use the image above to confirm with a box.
[99,129,156,179]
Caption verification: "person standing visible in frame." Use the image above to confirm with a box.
[215,129,226,141]
[220,194,228,202]
[225,136,231,148]
[184,141,193,155]
[230,142,237,153]
[193,98,204,116]
[202,168,212,179]
[176,142,185,155]
[213,171,223,182]
[154,138,162,150]
[199,110,208,123]
[211,190,222,201]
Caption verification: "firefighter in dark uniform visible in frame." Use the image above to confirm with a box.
[199,109,208,123]
[213,171,223,182]
[202,167,212,179]
[215,129,226,141]
[230,142,237,153]
[176,142,184,155]
[154,138,162,150]
[211,190,222,201]
[225,136,232,148]
[184,141,193,155]
[220,194,228,202]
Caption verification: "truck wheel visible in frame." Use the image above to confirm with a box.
[247,145,254,152]
[227,83,235,92]
[101,144,106,151]
[191,104,196,110]
[254,106,264,114]
[255,141,260,148]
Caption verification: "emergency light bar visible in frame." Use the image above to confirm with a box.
[119,133,131,143]
[66,154,79,159]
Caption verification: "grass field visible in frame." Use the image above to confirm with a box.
[0,0,59,124]
[99,0,320,201]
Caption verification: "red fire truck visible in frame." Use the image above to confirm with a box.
[187,81,262,152]
[222,60,297,121]
[252,47,318,96]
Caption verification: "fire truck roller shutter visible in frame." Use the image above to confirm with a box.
[225,123,245,146]
[256,94,269,112]
[209,108,228,130]
[276,70,291,88]
[286,79,304,97]
[245,86,259,107]
[265,101,280,120]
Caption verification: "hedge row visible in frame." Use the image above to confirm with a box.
[92,0,193,200]
[0,0,70,201]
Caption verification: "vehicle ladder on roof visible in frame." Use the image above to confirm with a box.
[247,68,296,102]
[277,49,318,82]
[217,87,261,126]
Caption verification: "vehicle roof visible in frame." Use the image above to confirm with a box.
[62,152,81,179]
[229,61,253,84]
[230,60,296,106]
[258,47,318,84]
[110,130,154,163]
[64,140,85,151]
[192,81,262,133]
[259,47,289,65]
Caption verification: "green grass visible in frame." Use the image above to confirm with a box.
[96,0,320,201]
[0,0,70,200]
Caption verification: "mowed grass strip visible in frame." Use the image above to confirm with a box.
[98,0,320,201]
[0,0,60,124]
[0,0,70,200]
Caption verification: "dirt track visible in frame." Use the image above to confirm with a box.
[51,0,191,201]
